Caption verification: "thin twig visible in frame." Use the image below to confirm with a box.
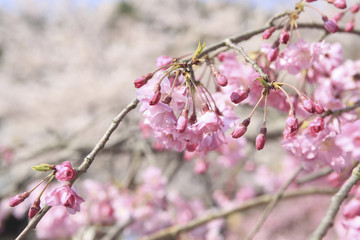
[15,98,140,240]
[322,100,360,118]
[310,162,360,240]
[140,187,336,240]
[224,39,270,81]
[245,165,303,240]
[297,167,332,185]
[100,217,134,240]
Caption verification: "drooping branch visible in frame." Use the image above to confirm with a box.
[15,98,140,240]
[141,187,336,240]
[13,12,360,240]
[245,165,303,240]
[310,162,360,240]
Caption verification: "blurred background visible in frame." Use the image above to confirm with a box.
[0,0,359,239]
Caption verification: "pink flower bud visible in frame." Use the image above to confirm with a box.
[306,0,317,2]
[232,125,247,138]
[262,27,276,40]
[189,112,197,124]
[176,110,189,133]
[194,159,208,174]
[28,199,41,219]
[217,52,227,62]
[322,16,339,33]
[345,19,354,32]
[314,102,325,114]
[266,47,279,62]
[9,192,30,207]
[333,12,344,21]
[255,127,267,150]
[162,95,172,104]
[46,185,84,214]
[55,161,76,182]
[351,4,360,13]
[232,118,250,138]
[333,0,346,9]
[230,88,249,104]
[134,73,153,88]
[214,71,228,87]
[279,29,290,44]
[149,84,161,105]
[301,96,315,113]
[286,116,299,136]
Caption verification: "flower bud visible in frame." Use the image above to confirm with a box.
[262,27,276,40]
[306,0,317,2]
[231,118,250,138]
[286,116,299,136]
[28,199,41,219]
[9,192,30,207]
[176,110,189,133]
[333,12,344,21]
[255,127,267,150]
[351,4,360,13]
[162,95,172,105]
[149,84,161,105]
[322,16,339,33]
[266,47,279,62]
[300,96,315,113]
[214,71,228,87]
[189,112,197,124]
[345,19,354,32]
[279,29,290,44]
[314,102,325,114]
[134,73,153,88]
[333,0,346,9]
[230,88,249,104]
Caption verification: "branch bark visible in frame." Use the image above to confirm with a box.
[141,187,336,240]
[15,98,140,240]
[310,162,360,240]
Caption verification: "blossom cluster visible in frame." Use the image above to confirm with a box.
[8,161,84,219]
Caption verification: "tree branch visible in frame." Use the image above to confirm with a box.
[310,162,360,240]
[245,165,303,240]
[140,187,336,240]
[15,98,140,240]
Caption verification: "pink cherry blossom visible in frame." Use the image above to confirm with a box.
[307,117,325,136]
[55,161,76,182]
[155,55,172,68]
[46,185,84,214]
[276,39,326,75]
[195,110,223,134]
